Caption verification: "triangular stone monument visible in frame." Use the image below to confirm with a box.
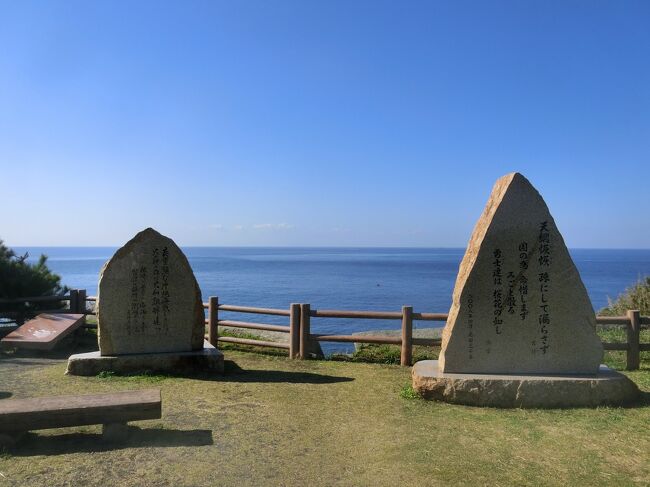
[413,173,639,407]
[439,172,603,374]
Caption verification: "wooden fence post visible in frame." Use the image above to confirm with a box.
[626,309,640,371]
[69,289,78,314]
[401,306,413,366]
[77,289,87,314]
[289,303,300,359]
[208,296,219,347]
[299,303,311,359]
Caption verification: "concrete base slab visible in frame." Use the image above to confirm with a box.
[412,360,640,408]
[66,341,224,376]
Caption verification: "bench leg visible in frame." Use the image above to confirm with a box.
[102,422,130,442]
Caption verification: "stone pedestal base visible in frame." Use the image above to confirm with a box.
[412,360,639,408]
[66,341,224,376]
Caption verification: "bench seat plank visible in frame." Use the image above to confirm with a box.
[0,389,161,433]
[0,313,86,350]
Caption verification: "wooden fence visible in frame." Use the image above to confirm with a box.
[0,289,89,315]
[204,296,648,370]
[299,305,447,365]
[203,298,300,357]
[596,311,649,370]
[1,290,648,370]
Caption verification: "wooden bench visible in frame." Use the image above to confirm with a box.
[0,388,161,447]
[0,313,86,351]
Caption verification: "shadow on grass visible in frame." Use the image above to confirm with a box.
[219,360,355,384]
[631,390,650,408]
[10,427,213,456]
[0,356,66,367]
[91,361,355,384]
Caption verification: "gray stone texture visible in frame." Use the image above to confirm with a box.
[413,360,639,408]
[97,228,205,355]
[439,173,603,374]
[66,341,224,376]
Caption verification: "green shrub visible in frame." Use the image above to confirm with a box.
[330,344,439,365]
[600,277,650,316]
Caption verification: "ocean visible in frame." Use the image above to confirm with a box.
[12,247,650,353]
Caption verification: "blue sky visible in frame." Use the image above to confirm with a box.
[1,1,649,247]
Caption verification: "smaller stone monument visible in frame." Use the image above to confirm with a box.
[67,228,223,375]
[412,173,639,407]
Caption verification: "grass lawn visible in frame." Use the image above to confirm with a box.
[0,332,649,487]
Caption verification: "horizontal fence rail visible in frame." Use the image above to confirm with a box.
[0,290,90,316]
[0,295,70,304]
[413,313,448,321]
[310,334,402,344]
[596,315,650,326]
[218,305,290,317]
[2,290,647,370]
[216,320,290,333]
[311,309,402,319]
[596,310,647,370]
[289,302,647,369]
[304,305,446,365]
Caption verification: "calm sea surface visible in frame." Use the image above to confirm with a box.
[13,247,650,353]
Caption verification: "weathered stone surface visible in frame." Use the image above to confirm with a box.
[97,228,205,355]
[413,360,639,408]
[66,341,224,376]
[439,173,603,374]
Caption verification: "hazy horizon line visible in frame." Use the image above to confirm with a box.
[8,244,650,251]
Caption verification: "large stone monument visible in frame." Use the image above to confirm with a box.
[67,228,223,375]
[412,173,639,407]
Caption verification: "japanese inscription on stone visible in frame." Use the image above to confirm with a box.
[97,228,205,355]
[440,173,603,375]
[125,247,171,336]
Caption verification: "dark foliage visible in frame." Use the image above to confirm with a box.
[0,239,67,324]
